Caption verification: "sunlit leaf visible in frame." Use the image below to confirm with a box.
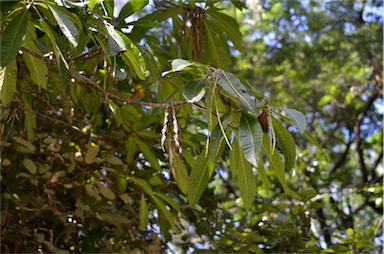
[48,3,81,47]
[117,0,149,22]
[183,80,206,103]
[0,59,17,106]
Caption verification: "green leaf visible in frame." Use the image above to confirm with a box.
[256,151,270,195]
[118,32,145,80]
[139,193,149,229]
[262,133,287,193]
[129,176,154,196]
[154,192,180,212]
[0,9,27,67]
[105,22,126,55]
[171,59,194,72]
[117,0,149,22]
[150,195,175,230]
[204,20,230,69]
[105,154,124,165]
[95,181,116,200]
[239,114,263,167]
[48,4,81,47]
[188,152,214,206]
[231,141,256,211]
[134,138,161,170]
[23,158,37,174]
[12,137,36,153]
[0,59,17,106]
[97,212,131,225]
[206,9,243,52]
[183,80,206,103]
[23,95,36,140]
[282,108,307,134]
[172,152,189,194]
[87,0,101,11]
[303,130,327,158]
[38,17,70,87]
[130,7,182,40]
[84,142,100,164]
[271,116,296,172]
[218,71,254,112]
[84,184,102,201]
[23,25,48,89]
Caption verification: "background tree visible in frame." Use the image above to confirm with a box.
[0,0,382,253]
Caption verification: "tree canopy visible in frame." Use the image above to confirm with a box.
[0,0,382,253]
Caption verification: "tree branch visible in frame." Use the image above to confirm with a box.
[353,87,380,183]
[20,47,194,109]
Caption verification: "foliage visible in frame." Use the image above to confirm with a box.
[0,0,382,253]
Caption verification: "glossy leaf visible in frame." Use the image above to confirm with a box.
[282,108,307,134]
[262,133,287,193]
[231,141,256,211]
[183,80,206,103]
[239,114,263,167]
[271,116,296,172]
[139,193,149,230]
[48,4,81,47]
[105,22,126,55]
[0,9,27,67]
[0,59,17,106]
[188,152,215,206]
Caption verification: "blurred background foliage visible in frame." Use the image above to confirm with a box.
[0,0,382,253]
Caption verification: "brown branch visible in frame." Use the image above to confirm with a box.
[353,88,380,183]
[20,47,194,109]
[330,139,353,175]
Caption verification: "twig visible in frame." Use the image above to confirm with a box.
[20,47,195,109]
